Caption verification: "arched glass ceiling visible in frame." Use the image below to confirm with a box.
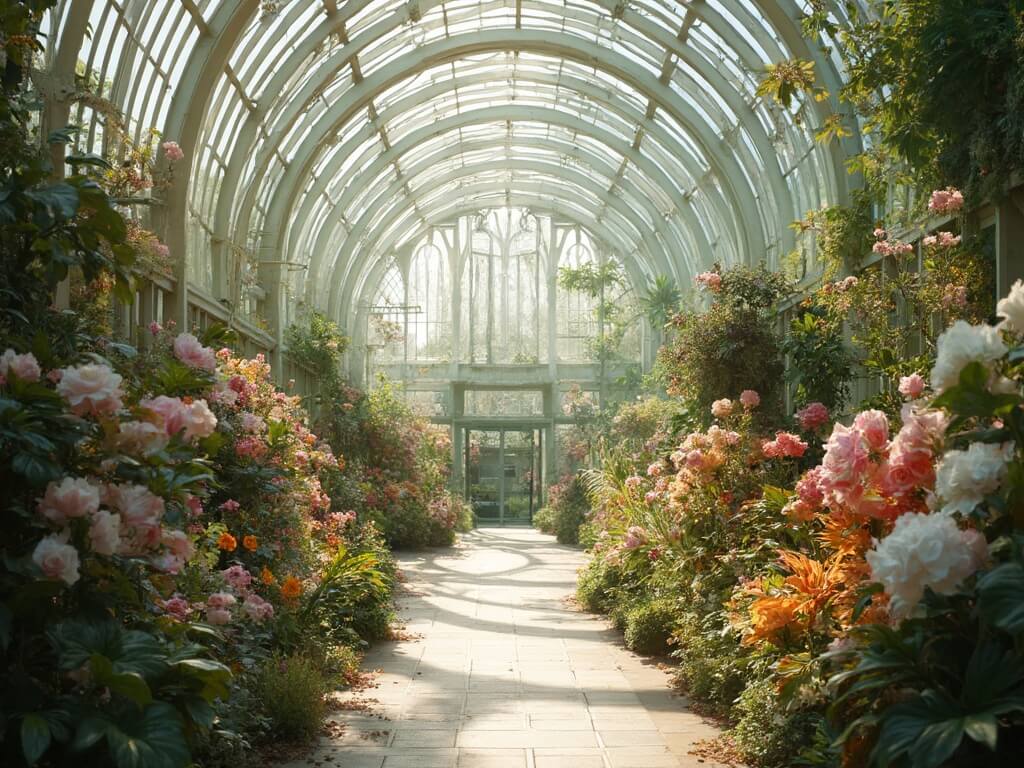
[42,0,862,333]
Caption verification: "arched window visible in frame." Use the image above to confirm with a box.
[556,230,600,362]
[407,234,451,361]
[367,265,405,363]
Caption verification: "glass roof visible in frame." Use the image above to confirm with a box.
[44,0,861,327]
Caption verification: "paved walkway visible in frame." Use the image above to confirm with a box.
[293,528,728,768]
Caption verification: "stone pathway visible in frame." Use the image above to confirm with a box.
[289,528,729,768]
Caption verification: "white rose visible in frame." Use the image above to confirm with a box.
[37,476,100,525]
[996,279,1024,333]
[32,532,81,585]
[88,510,121,556]
[933,442,1013,517]
[181,399,217,440]
[867,512,987,616]
[930,321,1007,392]
[56,363,124,417]
[116,420,169,456]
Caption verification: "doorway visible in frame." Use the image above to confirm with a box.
[466,428,542,525]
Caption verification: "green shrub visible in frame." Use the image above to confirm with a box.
[533,506,556,535]
[731,677,818,768]
[624,599,676,656]
[257,655,327,739]
[671,611,748,711]
[576,555,623,613]
[545,474,590,545]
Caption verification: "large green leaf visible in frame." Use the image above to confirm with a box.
[977,562,1024,635]
[101,702,190,768]
[20,714,50,765]
[50,620,168,678]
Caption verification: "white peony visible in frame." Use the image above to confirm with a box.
[933,441,1013,517]
[996,279,1024,333]
[867,512,987,616]
[930,321,1007,392]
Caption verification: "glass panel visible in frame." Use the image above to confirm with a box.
[501,431,536,525]
[467,430,501,523]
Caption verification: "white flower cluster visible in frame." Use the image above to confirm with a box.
[996,279,1024,333]
[866,512,987,616]
[933,442,1013,517]
[930,321,1007,392]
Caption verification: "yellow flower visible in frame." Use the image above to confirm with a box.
[242,535,258,551]
[281,575,302,599]
[217,532,237,552]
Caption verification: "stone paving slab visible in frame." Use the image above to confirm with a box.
[280,528,732,768]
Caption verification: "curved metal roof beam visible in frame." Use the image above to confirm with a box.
[284,74,725,273]
[301,135,688,307]
[322,161,667,317]
[243,30,768,283]
[298,105,711,295]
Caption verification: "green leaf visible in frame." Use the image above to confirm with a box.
[962,714,998,751]
[0,603,11,652]
[977,562,1024,635]
[90,655,153,707]
[50,621,168,678]
[21,714,51,765]
[27,182,79,219]
[71,716,109,752]
[104,702,189,768]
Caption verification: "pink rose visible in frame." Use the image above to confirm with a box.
[37,477,100,525]
[159,530,194,571]
[32,532,80,585]
[173,333,217,371]
[898,373,926,399]
[149,321,163,335]
[57,363,124,417]
[853,410,890,452]
[140,395,187,436]
[1,349,42,382]
[88,510,121,556]
[240,412,266,433]
[796,467,825,507]
[739,389,760,409]
[206,608,232,625]
[821,423,870,492]
[107,484,164,552]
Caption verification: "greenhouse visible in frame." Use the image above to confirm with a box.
[3,1,1024,767]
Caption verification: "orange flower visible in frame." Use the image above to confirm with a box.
[242,535,258,551]
[217,532,237,552]
[281,575,302,599]
[261,566,276,585]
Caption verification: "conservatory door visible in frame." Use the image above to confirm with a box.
[466,428,538,525]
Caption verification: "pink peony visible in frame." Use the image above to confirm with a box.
[739,389,760,409]
[206,592,236,625]
[37,477,100,525]
[32,532,80,585]
[243,594,274,622]
[116,420,169,456]
[222,565,253,591]
[0,349,41,382]
[899,373,927,399]
[140,395,187,436]
[796,402,830,432]
[181,399,217,440]
[796,466,825,507]
[173,333,216,371]
[686,449,705,470]
[853,410,890,452]
[57,363,124,417]
[240,412,266,433]
[711,398,733,419]
[162,141,185,162]
[162,595,191,620]
[928,187,964,215]
[158,529,194,573]
[220,499,241,513]
[821,423,871,495]
[107,483,164,551]
[88,510,121,556]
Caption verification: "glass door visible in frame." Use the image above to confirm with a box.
[466,428,539,525]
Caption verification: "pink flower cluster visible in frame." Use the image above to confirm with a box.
[762,431,808,459]
[624,475,644,490]
[928,187,964,215]
[898,373,926,399]
[162,141,185,162]
[739,389,760,409]
[922,231,961,249]
[872,238,914,258]
[139,395,218,441]
[796,402,830,432]
[941,284,968,310]
[711,398,733,418]
[623,526,648,550]
[235,436,268,460]
[696,271,722,291]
